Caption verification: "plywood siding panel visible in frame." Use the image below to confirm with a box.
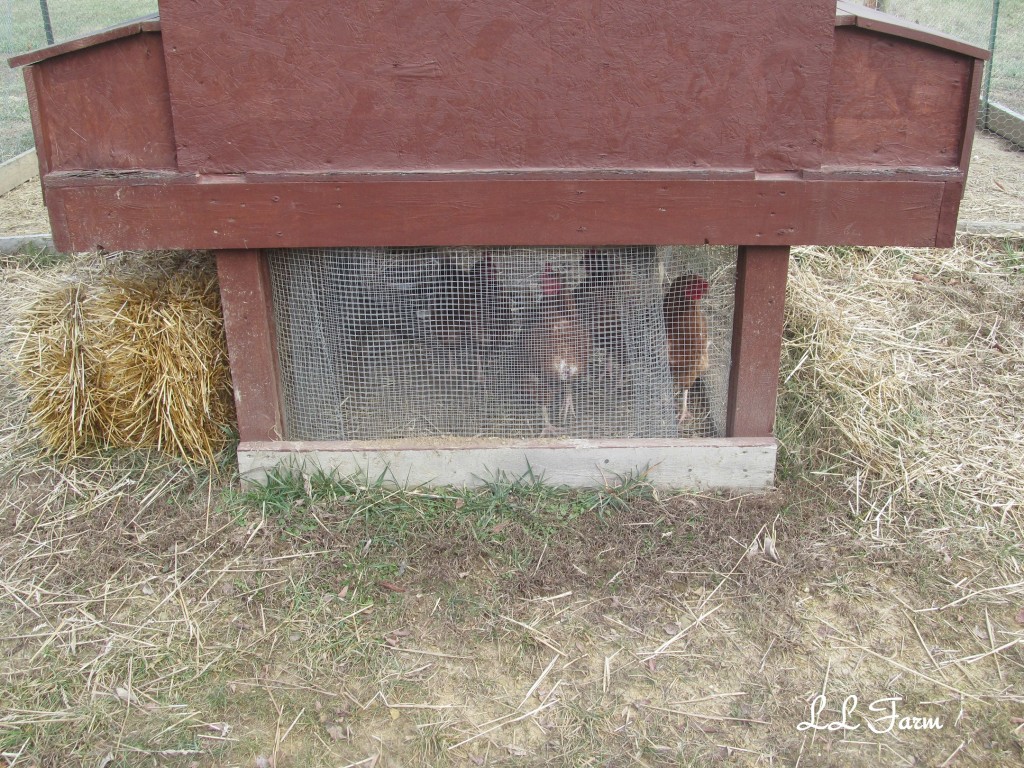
[33,33,176,172]
[825,27,973,168]
[159,0,835,174]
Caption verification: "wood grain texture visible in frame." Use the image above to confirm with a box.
[936,179,965,247]
[22,67,51,180]
[825,26,974,169]
[215,250,284,442]
[959,59,985,171]
[237,438,778,489]
[43,173,949,251]
[726,246,790,438]
[159,0,835,174]
[30,33,175,172]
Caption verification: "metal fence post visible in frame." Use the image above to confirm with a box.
[39,0,54,45]
[981,0,1000,130]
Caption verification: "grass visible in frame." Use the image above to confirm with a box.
[1,436,1022,765]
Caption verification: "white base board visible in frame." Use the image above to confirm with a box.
[0,149,39,197]
[237,437,777,490]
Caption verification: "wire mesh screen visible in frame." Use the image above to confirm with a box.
[267,247,734,443]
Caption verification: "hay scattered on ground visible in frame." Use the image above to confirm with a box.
[960,131,1024,225]
[12,251,235,462]
[780,236,1024,512]
[0,180,50,235]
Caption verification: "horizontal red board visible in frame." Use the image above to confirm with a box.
[44,174,951,251]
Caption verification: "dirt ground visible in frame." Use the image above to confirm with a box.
[0,134,1022,768]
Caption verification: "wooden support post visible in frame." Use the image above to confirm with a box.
[215,249,284,442]
[727,245,790,438]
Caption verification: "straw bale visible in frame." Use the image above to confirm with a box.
[13,251,235,462]
[15,283,105,453]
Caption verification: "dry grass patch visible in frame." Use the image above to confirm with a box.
[960,132,1024,226]
[0,182,49,236]
[2,458,1021,766]
[781,236,1024,514]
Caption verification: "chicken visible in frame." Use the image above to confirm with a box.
[523,264,592,436]
[425,255,490,375]
[475,253,517,363]
[663,273,710,428]
[575,249,627,383]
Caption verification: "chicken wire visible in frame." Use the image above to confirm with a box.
[267,247,734,443]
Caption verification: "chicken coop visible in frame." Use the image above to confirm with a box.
[10,0,988,489]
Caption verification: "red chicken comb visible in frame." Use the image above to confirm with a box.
[540,263,561,295]
[682,274,709,301]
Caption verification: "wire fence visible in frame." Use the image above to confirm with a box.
[1,1,1022,168]
[267,246,734,442]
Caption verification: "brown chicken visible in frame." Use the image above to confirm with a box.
[664,274,709,427]
[524,264,592,436]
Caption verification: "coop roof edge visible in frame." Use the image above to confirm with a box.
[7,14,160,69]
[8,4,988,71]
[835,1,989,60]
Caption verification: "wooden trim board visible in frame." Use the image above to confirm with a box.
[834,1,989,60]
[43,173,953,251]
[0,149,40,196]
[215,250,285,442]
[0,234,53,254]
[727,246,790,438]
[7,15,160,68]
[236,437,778,490]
